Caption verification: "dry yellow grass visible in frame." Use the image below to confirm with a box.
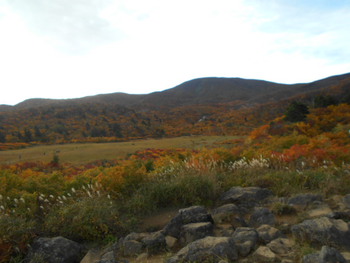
[0,135,240,165]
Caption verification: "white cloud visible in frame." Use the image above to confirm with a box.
[6,0,121,54]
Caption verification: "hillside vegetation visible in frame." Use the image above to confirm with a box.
[1,94,350,261]
[1,73,350,150]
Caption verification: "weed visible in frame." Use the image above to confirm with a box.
[272,202,297,216]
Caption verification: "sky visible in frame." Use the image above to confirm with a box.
[0,0,350,105]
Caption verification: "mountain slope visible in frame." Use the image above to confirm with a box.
[0,72,350,146]
[140,77,299,107]
[2,73,350,111]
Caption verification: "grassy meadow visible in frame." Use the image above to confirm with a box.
[0,136,240,165]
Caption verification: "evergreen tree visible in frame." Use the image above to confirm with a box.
[314,95,337,108]
[284,101,309,122]
[34,126,43,139]
[110,123,123,138]
[24,128,33,142]
[0,131,6,143]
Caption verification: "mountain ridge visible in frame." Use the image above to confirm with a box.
[2,72,350,111]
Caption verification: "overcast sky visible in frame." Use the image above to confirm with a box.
[1,0,349,105]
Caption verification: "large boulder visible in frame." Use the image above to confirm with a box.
[25,236,84,263]
[117,231,166,256]
[180,222,214,245]
[288,193,323,209]
[211,204,245,227]
[249,207,276,228]
[167,236,238,263]
[266,238,294,256]
[257,225,283,244]
[291,217,350,250]
[122,240,143,257]
[232,227,258,257]
[163,206,213,238]
[80,248,119,263]
[221,187,272,207]
[140,231,166,252]
[342,194,350,209]
[302,246,346,263]
[252,246,277,263]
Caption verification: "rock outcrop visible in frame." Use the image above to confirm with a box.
[291,217,350,250]
[163,206,213,239]
[24,187,350,263]
[167,236,238,263]
[303,246,346,263]
[220,186,272,207]
[25,236,84,263]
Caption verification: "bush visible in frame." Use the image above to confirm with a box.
[125,173,218,215]
[43,196,127,241]
[0,215,36,262]
[272,202,296,215]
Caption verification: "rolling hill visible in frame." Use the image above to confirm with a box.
[2,72,350,111]
[0,72,350,146]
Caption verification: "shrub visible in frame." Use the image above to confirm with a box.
[0,215,36,262]
[43,196,127,241]
[272,202,296,215]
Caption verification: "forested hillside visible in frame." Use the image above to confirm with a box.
[0,73,350,150]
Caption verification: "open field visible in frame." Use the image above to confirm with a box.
[0,135,241,165]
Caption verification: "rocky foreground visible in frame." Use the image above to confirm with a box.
[25,187,350,263]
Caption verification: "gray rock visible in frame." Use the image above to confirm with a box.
[249,207,276,228]
[319,246,346,263]
[302,253,320,263]
[25,236,84,263]
[165,235,178,249]
[306,204,333,219]
[267,238,294,256]
[135,253,148,262]
[214,224,235,237]
[122,240,143,256]
[163,206,213,238]
[118,230,166,255]
[341,252,350,262]
[180,222,214,245]
[80,249,101,263]
[303,246,346,263]
[288,193,323,208]
[221,187,272,207]
[232,227,258,257]
[180,206,212,224]
[291,217,350,250]
[98,251,116,263]
[213,203,240,215]
[96,259,116,263]
[327,211,350,221]
[123,232,147,242]
[252,246,277,263]
[257,224,283,244]
[212,204,242,224]
[167,236,238,263]
[342,194,350,209]
[141,230,166,253]
[97,245,120,263]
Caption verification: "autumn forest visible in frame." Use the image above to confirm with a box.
[1,73,350,262]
